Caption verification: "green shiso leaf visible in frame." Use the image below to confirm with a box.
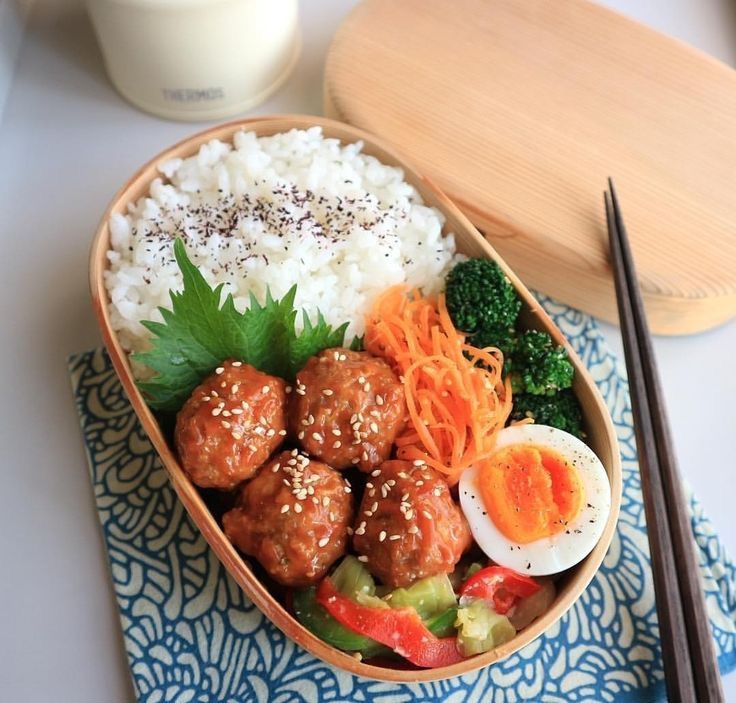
[133,239,352,413]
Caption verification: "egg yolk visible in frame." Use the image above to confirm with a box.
[478,443,584,544]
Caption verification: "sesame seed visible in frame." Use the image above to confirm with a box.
[376,395,384,406]
[362,451,369,461]
[298,431,305,440]
[389,534,400,541]
[312,497,319,505]
[272,463,280,472]
[215,367,224,375]
[285,386,292,393]
[401,493,410,501]
[339,354,347,361]
[413,459,425,466]
[366,482,374,489]
[231,408,243,415]
[405,510,414,520]
[231,384,239,394]
[346,526,354,535]
[387,479,396,487]
[231,432,242,440]
[222,410,231,417]
[232,361,242,367]
[211,408,222,417]
[262,385,270,393]
[358,556,369,563]
[371,502,378,513]
[333,351,340,360]
[344,486,352,493]
[332,429,342,436]
[266,429,275,438]
[249,444,257,452]
[379,531,386,542]
[408,525,419,534]
[322,389,334,396]
[278,429,287,436]
[423,510,433,519]
[312,432,324,443]
[352,458,360,465]
[323,496,331,507]
[318,537,330,548]
[370,422,379,434]
[333,441,342,449]
[280,504,290,514]
[364,510,373,517]
[202,396,211,402]
[254,426,265,435]
[434,488,442,496]
[350,414,358,424]
[221,421,231,429]
[358,376,366,384]
[416,480,424,486]
[371,469,381,477]
[220,381,227,388]
[294,503,303,513]
[301,418,310,426]
[363,383,371,392]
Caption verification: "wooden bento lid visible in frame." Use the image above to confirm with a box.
[324,0,736,335]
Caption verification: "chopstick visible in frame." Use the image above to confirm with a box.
[605,180,724,703]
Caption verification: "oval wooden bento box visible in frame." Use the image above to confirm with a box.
[90,115,622,683]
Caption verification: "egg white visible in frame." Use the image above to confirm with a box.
[459,424,612,576]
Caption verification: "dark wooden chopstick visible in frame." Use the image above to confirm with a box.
[605,181,724,703]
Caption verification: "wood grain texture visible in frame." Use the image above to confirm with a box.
[324,0,736,335]
[89,114,621,682]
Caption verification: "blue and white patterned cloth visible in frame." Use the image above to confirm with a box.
[69,296,736,703]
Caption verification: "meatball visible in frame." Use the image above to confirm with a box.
[222,449,353,586]
[175,360,287,489]
[289,348,405,471]
[352,460,471,588]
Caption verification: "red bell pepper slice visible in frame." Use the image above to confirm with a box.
[316,577,465,668]
[459,566,540,614]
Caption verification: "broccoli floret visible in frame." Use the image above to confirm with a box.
[510,330,574,396]
[471,326,517,374]
[510,390,584,438]
[445,259,521,335]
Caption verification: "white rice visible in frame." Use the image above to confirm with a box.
[105,126,459,365]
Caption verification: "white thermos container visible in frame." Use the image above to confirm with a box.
[87,0,300,121]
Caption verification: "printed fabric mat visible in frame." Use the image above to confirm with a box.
[69,295,736,703]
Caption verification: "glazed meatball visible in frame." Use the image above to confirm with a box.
[289,348,405,471]
[352,460,471,588]
[175,360,287,489]
[222,449,353,586]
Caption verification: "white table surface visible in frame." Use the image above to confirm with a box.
[1,1,734,700]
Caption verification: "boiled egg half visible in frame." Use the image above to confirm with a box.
[459,424,611,576]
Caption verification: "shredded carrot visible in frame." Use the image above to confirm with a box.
[365,285,513,484]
